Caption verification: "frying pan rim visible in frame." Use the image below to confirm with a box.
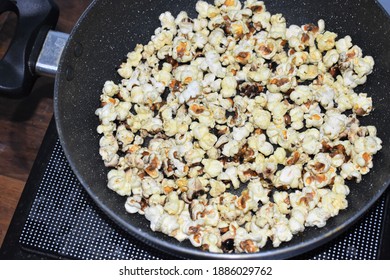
[53,0,390,259]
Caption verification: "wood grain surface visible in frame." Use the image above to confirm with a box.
[0,0,92,248]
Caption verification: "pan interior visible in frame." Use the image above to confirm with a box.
[54,0,390,259]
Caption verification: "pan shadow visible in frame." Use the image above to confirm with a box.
[10,77,54,122]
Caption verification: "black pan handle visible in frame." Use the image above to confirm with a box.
[0,0,59,97]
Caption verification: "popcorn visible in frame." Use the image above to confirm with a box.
[353,55,374,77]
[205,50,226,78]
[308,47,322,64]
[304,108,324,128]
[99,135,119,167]
[320,191,348,217]
[125,195,145,214]
[209,179,228,197]
[209,28,228,53]
[232,122,254,141]
[335,35,352,53]
[116,102,132,122]
[218,166,240,189]
[290,85,313,105]
[172,37,193,63]
[256,39,278,60]
[271,222,293,247]
[316,31,337,52]
[95,103,117,125]
[202,228,222,253]
[247,179,270,204]
[126,44,144,67]
[267,76,294,93]
[202,158,224,178]
[196,1,214,18]
[247,133,274,156]
[269,14,286,39]
[96,122,116,136]
[141,177,162,197]
[277,165,302,189]
[297,64,319,81]
[199,133,218,150]
[159,11,177,32]
[301,128,321,155]
[352,93,372,116]
[286,24,302,43]
[176,12,194,34]
[248,65,271,82]
[321,110,348,140]
[323,49,339,68]
[252,7,270,27]
[207,14,225,30]
[144,204,164,230]
[342,69,367,88]
[222,139,240,157]
[340,162,362,182]
[160,214,180,236]
[289,106,304,130]
[251,107,272,129]
[290,51,309,66]
[290,186,319,211]
[305,207,331,228]
[96,0,381,254]
[270,100,290,125]
[273,147,286,164]
[332,176,350,196]
[233,40,253,64]
[353,136,382,155]
[102,81,119,96]
[192,32,209,50]
[221,76,238,98]
[107,169,132,196]
[174,65,202,85]
[288,208,306,234]
[164,192,185,215]
[178,81,203,104]
[315,84,335,110]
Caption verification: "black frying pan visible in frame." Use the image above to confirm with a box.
[2,0,390,259]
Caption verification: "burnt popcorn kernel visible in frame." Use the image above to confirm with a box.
[158,59,165,70]
[117,150,127,157]
[249,4,264,13]
[303,23,319,33]
[301,33,310,44]
[192,189,205,200]
[259,44,273,56]
[165,55,179,68]
[268,61,278,71]
[239,83,264,98]
[221,239,235,253]
[169,79,182,92]
[329,66,341,78]
[284,113,292,125]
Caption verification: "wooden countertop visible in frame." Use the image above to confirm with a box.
[0,0,92,248]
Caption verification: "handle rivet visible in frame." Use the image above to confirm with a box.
[74,42,83,57]
[65,65,74,81]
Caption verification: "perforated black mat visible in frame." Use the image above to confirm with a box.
[19,139,386,260]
